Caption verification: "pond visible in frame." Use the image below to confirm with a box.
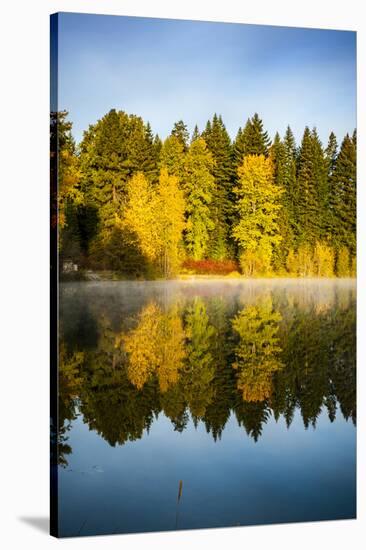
[57,279,356,537]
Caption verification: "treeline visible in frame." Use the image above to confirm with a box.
[58,288,356,462]
[53,109,357,278]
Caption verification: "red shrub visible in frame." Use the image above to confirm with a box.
[182,258,239,275]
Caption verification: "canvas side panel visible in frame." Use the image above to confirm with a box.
[50,12,59,539]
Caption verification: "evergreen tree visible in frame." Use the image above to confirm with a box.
[296,127,323,245]
[329,134,356,255]
[171,120,189,151]
[233,113,270,173]
[311,128,329,239]
[80,109,157,229]
[325,132,338,177]
[202,114,234,259]
[191,124,200,143]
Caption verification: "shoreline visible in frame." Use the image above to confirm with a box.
[60,270,356,284]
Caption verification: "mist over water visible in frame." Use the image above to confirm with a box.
[58,279,356,537]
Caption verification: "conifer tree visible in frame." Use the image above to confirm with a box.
[80,109,158,229]
[233,122,248,169]
[233,114,270,173]
[312,129,329,239]
[282,126,298,246]
[296,127,323,245]
[171,120,189,151]
[191,125,200,143]
[325,132,338,177]
[202,114,234,259]
[329,134,356,255]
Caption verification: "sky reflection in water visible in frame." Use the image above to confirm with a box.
[58,279,356,537]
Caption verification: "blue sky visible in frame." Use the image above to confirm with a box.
[55,12,356,147]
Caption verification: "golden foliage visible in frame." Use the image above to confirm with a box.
[233,155,283,276]
[232,296,283,402]
[123,302,186,392]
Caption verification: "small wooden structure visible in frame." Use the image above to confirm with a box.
[62,259,78,272]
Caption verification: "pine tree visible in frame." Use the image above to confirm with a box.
[247,113,271,156]
[80,109,157,229]
[311,128,329,240]
[329,134,356,255]
[126,116,160,182]
[202,114,234,259]
[233,113,270,173]
[325,132,338,177]
[191,125,200,143]
[296,127,323,245]
[270,132,285,186]
[171,120,189,151]
[233,122,247,168]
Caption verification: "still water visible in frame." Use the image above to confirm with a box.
[58,279,356,537]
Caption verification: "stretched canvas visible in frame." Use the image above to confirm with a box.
[50,12,357,538]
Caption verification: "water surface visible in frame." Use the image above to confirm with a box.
[58,279,356,537]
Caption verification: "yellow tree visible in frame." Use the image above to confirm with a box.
[156,168,186,277]
[123,302,186,392]
[121,172,161,264]
[58,149,83,229]
[232,296,283,402]
[232,155,283,276]
[336,246,350,277]
[313,241,335,277]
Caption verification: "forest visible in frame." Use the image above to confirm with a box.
[52,109,357,278]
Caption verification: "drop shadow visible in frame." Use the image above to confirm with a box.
[18,516,49,534]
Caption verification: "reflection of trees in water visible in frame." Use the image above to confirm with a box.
[58,344,84,466]
[232,296,283,403]
[58,287,356,464]
[122,302,186,392]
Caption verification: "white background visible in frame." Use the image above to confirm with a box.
[0,0,365,548]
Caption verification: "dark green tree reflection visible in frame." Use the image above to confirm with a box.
[58,285,356,464]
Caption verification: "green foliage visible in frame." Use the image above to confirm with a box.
[160,135,186,180]
[183,138,215,260]
[296,127,327,245]
[56,109,356,279]
[202,114,234,259]
[329,134,356,256]
[233,113,271,169]
[171,120,190,151]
